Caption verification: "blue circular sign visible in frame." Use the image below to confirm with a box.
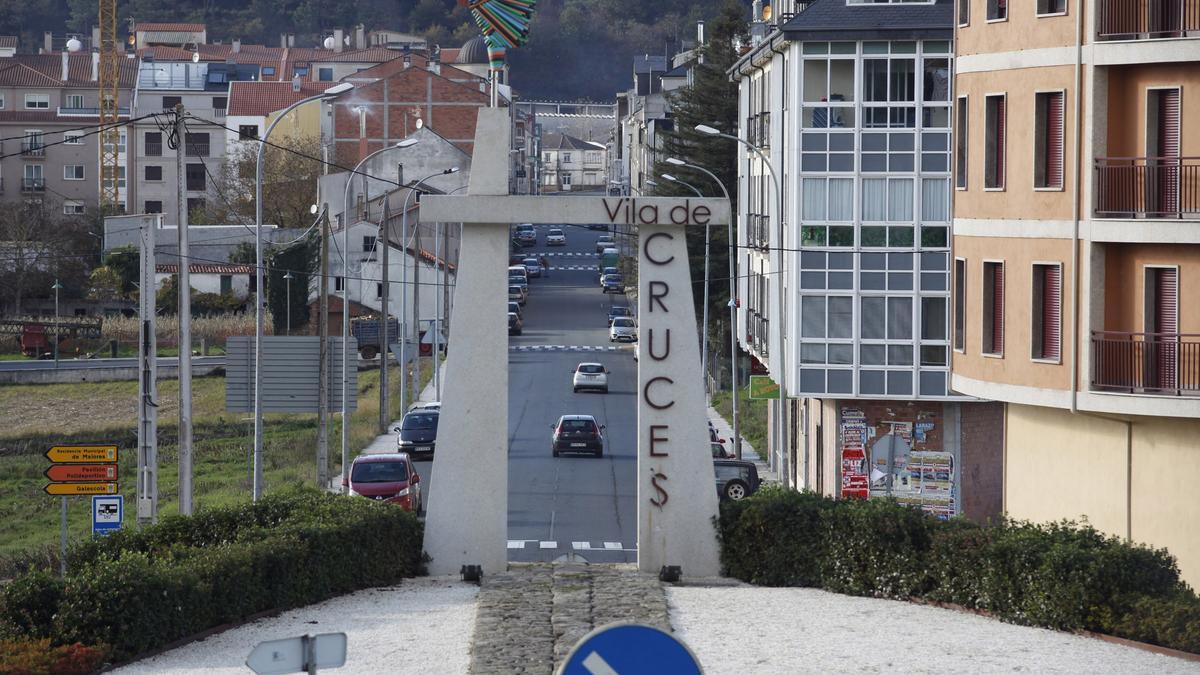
[560,622,702,675]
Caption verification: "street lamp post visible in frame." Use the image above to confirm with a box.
[252,81,354,501]
[339,139,422,492]
[283,271,294,335]
[666,156,740,459]
[52,279,62,366]
[662,173,713,398]
[696,123,790,486]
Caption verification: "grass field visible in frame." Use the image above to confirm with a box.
[0,358,433,569]
[711,385,769,455]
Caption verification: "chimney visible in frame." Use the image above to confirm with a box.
[292,75,301,92]
[232,38,240,53]
[333,28,344,53]
[697,21,705,45]
[354,24,366,50]
[403,53,411,69]
[752,0,763,22]
[44,31,53,54]
[281,33,288,48]
[61,51,69,81]
[91,52,99,81]
[92,27,101,51]
[427,45,440,75]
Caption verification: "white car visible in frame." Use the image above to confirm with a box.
[572,362,609,393]
[595,236,616,253]
[546,228,566,246]
[522,257,543,278]
[610,317,637,342]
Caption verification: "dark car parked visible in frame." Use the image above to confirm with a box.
[344,453,422,512]
[551,414,605,458]
[607,305,633,325]
[714,459,760,501]
[508,312,523,336]
[396,409,439,455]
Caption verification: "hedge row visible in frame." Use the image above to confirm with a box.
[0,489,424,662]
[718,487,1200,655]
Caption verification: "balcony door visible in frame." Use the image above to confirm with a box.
[1146,88,1181,218]
[1144,266,1179,392]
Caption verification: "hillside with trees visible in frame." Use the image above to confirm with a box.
[0,0,730,100]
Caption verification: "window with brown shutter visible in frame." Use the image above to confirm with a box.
[955,96,969,189]
[983,261,1004,355]
[1144,267,1179,391]
[954,258,966,351]
[984,95,1006,189]
[1031,263,1062,361]
[1035,92,1064,189]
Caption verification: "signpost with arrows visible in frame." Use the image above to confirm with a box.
[45,445,119,576]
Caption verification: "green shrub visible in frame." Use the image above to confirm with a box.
[0,638,108,675]
[2,490,424,661]
[718,489,1199,655]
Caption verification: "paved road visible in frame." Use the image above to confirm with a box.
[0,355,227,371]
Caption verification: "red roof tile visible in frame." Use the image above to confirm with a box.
[156,263,255,274]
[227,80,337,116]
[136,23,206,33]
[0,54,137,88]
[0,37,17,50]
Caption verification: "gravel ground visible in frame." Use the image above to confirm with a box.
[111,577,477,675]
[668,585,1200,674]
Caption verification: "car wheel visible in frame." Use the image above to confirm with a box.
[601,387,608,394]
[552,448,560,457]
[594,449,602,458]
[724,479,749,501]
[572,387,578,393]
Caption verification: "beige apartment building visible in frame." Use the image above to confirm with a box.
[952,0,1200,587]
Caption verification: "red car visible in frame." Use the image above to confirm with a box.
[344,453,423,512]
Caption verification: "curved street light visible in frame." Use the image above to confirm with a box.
[252,80,354,501]
[662,172,715,399]
[695,123,790,485]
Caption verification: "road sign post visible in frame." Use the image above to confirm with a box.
[246,633,347,675]
[559,623,702,675]
[92,495,122,536]
[45,444,120,575]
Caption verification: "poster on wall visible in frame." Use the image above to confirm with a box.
[839,407,868,499]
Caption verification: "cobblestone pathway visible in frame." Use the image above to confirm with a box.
[468,563,670,674]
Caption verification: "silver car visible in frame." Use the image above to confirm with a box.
[609,317,637,342]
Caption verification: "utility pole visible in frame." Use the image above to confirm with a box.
[412,209,422,406]
[379,198,391,433]
[432,221,440,398]
[318,209,330,490]
[137,215,159,525]
[175,104,194,515]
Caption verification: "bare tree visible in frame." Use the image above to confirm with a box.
[209,134,325,230]
[0,200,93,314]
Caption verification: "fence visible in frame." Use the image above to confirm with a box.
[1091,330,1200,396]
[1094,156,1200,218]
[1096,0,1200,39]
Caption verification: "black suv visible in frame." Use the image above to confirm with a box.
[396,409,439,456]
[551,415,605,458]
[714,459,760,501]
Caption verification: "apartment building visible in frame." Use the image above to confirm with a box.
[952,0,1200,585]
[732,0,1002,522]
[0,51,136,212]
[539,132,608,192]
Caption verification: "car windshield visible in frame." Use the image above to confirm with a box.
[560,419,596,432]
[610,307,630,316]
[715,463,752,481]
[523,259,538,266]
[351,460,408,483]
[602,267,618,275]
[578,364,604,374]
[603,275,622,282]
[509,313,517,322]
[509,286,521,294]
[402,413,439,430]
[613,318,634,327]
[549,229,563,236]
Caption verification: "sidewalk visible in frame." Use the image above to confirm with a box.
[707,404,779,484]
[358,372,441,456]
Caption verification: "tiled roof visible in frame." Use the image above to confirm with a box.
[781,0,953,39]
[344,53,482,84]
[0,110,100,123]
[136,23,206,33]
[307,47,407,63]
[0,54,137,88]
[0,36,17,50]
[227,80,337,116]
[542,132,602,151]
[156,263,255,274]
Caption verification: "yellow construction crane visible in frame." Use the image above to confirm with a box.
[97,0,120,209]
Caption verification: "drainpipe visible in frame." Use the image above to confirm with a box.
[1069,0,1084,413]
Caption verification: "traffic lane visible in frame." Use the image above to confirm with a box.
[512,273,630,347]
[507,349,637,563]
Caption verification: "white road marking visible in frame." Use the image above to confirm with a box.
[507,540,528,549]
[539,541,558,549]
[582,651,620,675]
[604,542,621,550]
[572,541,589,550]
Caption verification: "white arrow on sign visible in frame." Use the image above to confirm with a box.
[246,633,347,675]
[582,651,620,675]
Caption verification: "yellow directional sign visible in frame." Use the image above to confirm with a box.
[44,482,118,496]
[748,375,781,399]
[45,445,118,464]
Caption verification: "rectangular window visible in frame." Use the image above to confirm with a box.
[65,94,85,109]
[162,95,181,109]
[984,94,1006,189]
[1034,92,1064,189]
[24,94,49,109]
[954,258,966,351]
[212,96,227,111]
[186,197,207,216]
[220,275,233,295]
[295,66,310,77]
[363,235,377,252]
[0,94,5,108]
[376,283,383,299]
[144,200,162,214]
[955,97,968,189]
[64,165,85,180]
[1037,0,1066,15]
[184,132,209,157]
[145,165,163,181]
[335,276,345,292]
[1031,263,1062,361]
[64,132,83,145]
[958,0,970,25]
[239,125,259,140]
[982,261,1005,355]
[987,0,1007,21]
[63,200,85,215]
[562,153,572,163]
[262,66,277,77]
[145,132,163,156]
[318,67,333,81]
[185,163,206,191]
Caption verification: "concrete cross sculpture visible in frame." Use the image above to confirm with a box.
[421,109,727,579]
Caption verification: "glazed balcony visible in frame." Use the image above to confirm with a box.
[1091,331,1200,396]
[1094,157,1200,219]
[1096,0,1200,40]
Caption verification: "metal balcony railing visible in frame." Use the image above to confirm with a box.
[1091,331,1200,396]
[21,178,45,192]
[20,142,45,157]
[1097,0,1200,40]
[57,106,131,117]
[1094,156,1200,218]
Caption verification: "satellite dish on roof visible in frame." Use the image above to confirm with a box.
[192,51,200,63]
[323,36,336,49]
[65,38,82,53]
[415,118,423,129]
